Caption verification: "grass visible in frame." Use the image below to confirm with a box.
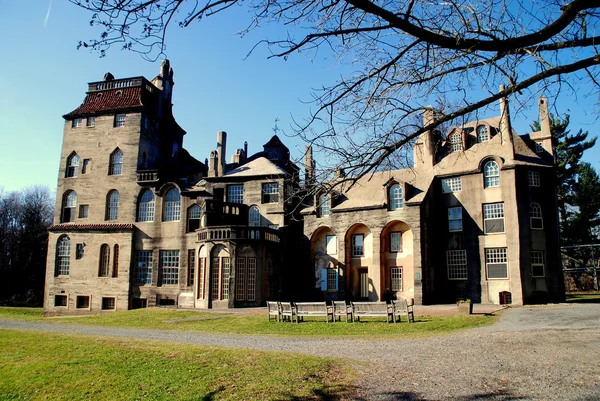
[565,292,600,303]
[0,307,495,337]
[0,329,356,401]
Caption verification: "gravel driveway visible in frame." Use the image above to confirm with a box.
[1,304,599,400]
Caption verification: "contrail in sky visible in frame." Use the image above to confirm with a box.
[43,0,53,28]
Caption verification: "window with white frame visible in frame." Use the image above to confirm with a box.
[137,189,155,222]
[484,161,500,188]
[351,234,364,257]
[72,118,82,128]
[99,244,110,277]
[106,190,119,220]
[261,183,279,203]
[221,257,231,299]
[483,202,505,233]
[389,184,403,210]
[62,191,77,223]
[535,142,544,153]
[163,188,181,221]
[477,125,490,142]
[55,235,71,276]
[449,132,463,152]
[235,257,246,301]
[447,250,467,280]
[249,205,261,227]
[390,232,402,252]
[187,204,202,232]
[531,251,545,277]
[326,267,338,291]
[134,251,153,285]
[159,250,179,285]
[326,235,337,255]
[530,203,543,229]
[528,171,540,187]
[441,177,462,193]
[448,207,463,232]
[66,153,79,178]
[391,267,403,291]
[86,117,96,127]
[109,149,123,175]
[188,249,195,286]
[227,185,244,204]
[114,114,126,127]
[486,248,508,279]
[318,193,330,217]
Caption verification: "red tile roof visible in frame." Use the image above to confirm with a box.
[49,223,135,232]
[63,87,143,118]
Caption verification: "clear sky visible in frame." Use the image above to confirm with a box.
[1,1,599,194]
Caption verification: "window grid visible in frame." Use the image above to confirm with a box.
[262,183,279,203]
[113,245,119,277]
[198,257,205,299]
[249,205,261,227]
[447,250,467,280]
[351,234,364,257]
[391,267,403,291]
[76,296,90,309]
[137,189,155,222]
[449,132,463,152]
[390,232,402,252]
[486,248,508,279]
[134,251,153,285]
[115,114,126,127]
[484,161,500,188]
[163,188,181,221]
[86,117,96,127]
[62,191,77,223]
[448,207,463,232]
[55,236,71,276]
[187,205,202,232]
[236,258,247,301]
[211,257,220,300]
[188,249,195,286]
[531,251,545,277]
[483,202,505,234]
[535,142,544,153]
[107,190,119,220]
[319,194,330,217]
[441,177,462,193]
[528,171,540,187]
[66,154,79,178]
[247,258,257,301]
[477,125,490,142]
[110,150,123,175]
[72,118,82,128]
[102,297,116,310]
[327,268,337,291]
[99,244,110,277]
[227,185,244,204]
[221,257,231,300]
[160,250,179,285]
[389,184,403,210]
[54,295,68,307]
[530,203,543,229]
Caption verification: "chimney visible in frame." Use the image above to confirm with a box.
[244,141,248,159]
[152,59,174,103]
[304,145,315,185]
[498,85,515,157]
[231,149,243,164]
[413,107,436,169]
[208,150,218,177]
[216,131,227,176]
[535,96,554,157]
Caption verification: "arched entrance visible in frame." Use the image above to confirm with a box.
[380,220,414,301]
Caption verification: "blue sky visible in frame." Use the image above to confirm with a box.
[1,1,599,193]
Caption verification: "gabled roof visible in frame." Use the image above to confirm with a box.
[223,156,288,178]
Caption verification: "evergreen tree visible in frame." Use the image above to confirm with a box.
[571,163,600,244]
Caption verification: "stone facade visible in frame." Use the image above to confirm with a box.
[44,62,564,315]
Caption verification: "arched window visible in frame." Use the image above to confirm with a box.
[109,149,123,175]
[62,191,77,223]
[99,244,110,277]
[112,244,119,277]
[55,235,71,276]
[66,153,79,178]
[389,184,403,210]
[319,193,330,217]
[137,189,155,222]
[187,204,202,232]
[449,132,463,152]
[249,205,261,227]
[106,190,119,220]
[530,203,543,229]
[477,125,489,142]
[163,187,181,221]
[484,161,500,188]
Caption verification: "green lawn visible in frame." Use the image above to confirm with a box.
[0,330,356,401]
[0,307,495,337]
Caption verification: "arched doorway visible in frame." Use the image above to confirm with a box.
[380,221,413,301]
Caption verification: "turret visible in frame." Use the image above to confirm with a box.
[304,145,315,185]
[498,85,515,158]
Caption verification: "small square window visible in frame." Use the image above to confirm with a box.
[261,183,279,203]
[115,114,126,128]
[535,142,544,153]
[101,297,116,310]
[390,232,402,252]
[528,171,540,187]
[79,205,89,218]
[54,295,68,307]
[86,117,96,127]
[72,118,82,128]
[76,295,90,309]
[76,243,84,260]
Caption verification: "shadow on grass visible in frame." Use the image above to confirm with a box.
[198,386,225,401]
[380,389,528,400]
[277,384,359,400]
[565,296,600,304]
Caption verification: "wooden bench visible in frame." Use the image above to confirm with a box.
[332,300,352,322]
[350,301,394,323]
[391,298,415,323]
[295,302,333,323]
[266,301,280,322]
[279,301,297,322]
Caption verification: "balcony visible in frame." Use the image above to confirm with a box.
[137,170,159,183]
[197,225,281,244]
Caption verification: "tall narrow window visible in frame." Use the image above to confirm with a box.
[81,159,90,174]
[163,188,181,221]
[531,251,545,277]
[530,203,543,229]
[389,184,403,210]
[247,258,257,301]
[484,161,500,188]
[390,232,402,252]
[483,202,505,233]
[326,235,337,255]
[187,205,202,232]
[109,149,123,175]
[134,250,153,285]
[449,132,463,152]
[528,171,540,187]
[106,190,119,220]
[351,234,364,257]
[112,244,119,277]
[159,250,179,285]
[249,205,261,227]
[318,193,330,217]
[221,257,231,300]
[326,266,338,291]
[62,191,77,223]
[55,235,71,276]
[477,125,489,142]
[448,207,463,232]
[211,257,220,300]
[447,250,467,280]
[188,249,195,286]
[66,153,79,178]
[236,257,247,301]
[390,267,403,291]
[137,189,155,222]
[227,185,244,204]
[99,244,110,277]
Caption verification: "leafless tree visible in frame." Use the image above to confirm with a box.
[70,0,600,185]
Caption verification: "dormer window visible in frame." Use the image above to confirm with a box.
[72,118,82,128]
[318,193,330,217]
[449,132,463,152]
[114,114,126,128]
[477,125,490,142]
[389,184,403,210]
